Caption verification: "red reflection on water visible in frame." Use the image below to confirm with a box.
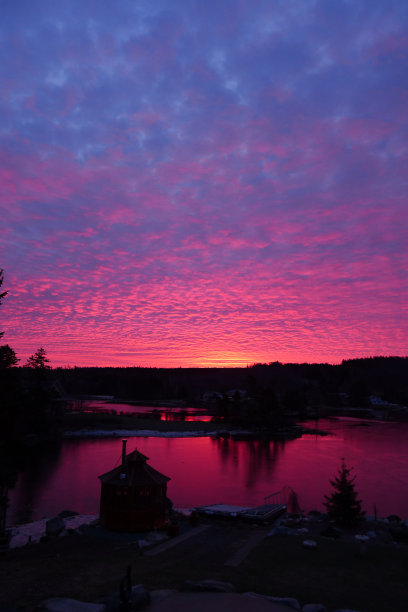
[81,402,211,422]
[7,418,408,526]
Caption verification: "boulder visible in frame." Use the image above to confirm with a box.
[268,526,296,536]
[104,584,150,611]
[302,539,317,549]
[181,579,235,592]
[40,598,105,611]
[45,517,65,537]
[244,592,300,609]
[57,510,79,519]
[307,510,325,522]
[386,514,401,523]
[354,535,369,542]
[389,523,408,543]
[130,585,151,610]
[302,605,328,612]
[320,525,342,539]
[150,589,177,605]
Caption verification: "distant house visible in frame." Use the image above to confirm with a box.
[99,440,170,532]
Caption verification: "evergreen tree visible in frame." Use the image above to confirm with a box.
[0,268,7,340]
[0,344,19,368]
[0,269,19,366]
[324,459,365,524]
[25,347,51,369]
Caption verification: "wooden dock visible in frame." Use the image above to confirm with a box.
[194,490,286,523]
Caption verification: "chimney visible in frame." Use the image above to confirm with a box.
[121,439,127,469]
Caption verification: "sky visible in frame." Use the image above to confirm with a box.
[1,0,407,368]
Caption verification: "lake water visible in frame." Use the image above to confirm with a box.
[7,417,408,526]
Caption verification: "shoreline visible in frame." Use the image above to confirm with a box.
[63,428,235,438]
[62,411,323,440]
[8,506,408,547]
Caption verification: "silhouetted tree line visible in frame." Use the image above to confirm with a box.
[2,268,408,442]
[54,356,408,419]
[0,270,62,448]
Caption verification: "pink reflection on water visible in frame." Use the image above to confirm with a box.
[7,418,408,526]
[81,401,211,422]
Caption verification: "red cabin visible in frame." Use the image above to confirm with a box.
[99,440,170,532]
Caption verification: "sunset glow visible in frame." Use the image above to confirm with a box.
[1,1,407,367]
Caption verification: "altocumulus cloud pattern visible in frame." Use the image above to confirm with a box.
[1,0,407,367]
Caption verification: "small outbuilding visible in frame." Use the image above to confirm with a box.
[98,440,170,532]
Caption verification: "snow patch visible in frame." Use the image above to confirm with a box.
[9,514,98,548]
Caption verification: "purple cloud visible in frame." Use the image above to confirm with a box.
[1,0,407,366]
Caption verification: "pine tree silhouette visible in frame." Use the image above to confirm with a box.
[324,459,365,524]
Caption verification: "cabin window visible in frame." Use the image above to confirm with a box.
[116,488,129,496]
[138,487,151,497]
[134,487,154,507]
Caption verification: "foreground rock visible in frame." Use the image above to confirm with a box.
[39,585,362,612]
[45,517,65,537]
[244,592,300,609]
[103,584,150,611]
[40,598,105,611]
[181,579,235,592]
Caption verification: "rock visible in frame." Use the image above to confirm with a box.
[244,592,300,609]
[302,539,317,549]
[57,510,79,519]
[130,585,151,610]
[307,510,325,522]
[386,514,401,523]
[281,518,298,528]
[40,598,105,611]
[150,589,176,605]
[45,517,65,537]
[302,605,328,612]
[104,584,150,611]
[320,525,342,539]
[181,579,236,592]
[296,528,309,534]
[389,523,408,543]
[268,526,296,536]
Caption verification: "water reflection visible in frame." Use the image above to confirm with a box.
[211,437,286,491]
[5,443,62,526]
[80,401,211,422]
[6,418,408,526]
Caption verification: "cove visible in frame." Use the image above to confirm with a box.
[7,417,408,526]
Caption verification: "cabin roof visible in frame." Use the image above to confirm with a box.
[98,448,170,486]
